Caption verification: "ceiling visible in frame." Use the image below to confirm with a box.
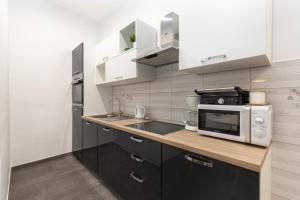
[48,0,135,23]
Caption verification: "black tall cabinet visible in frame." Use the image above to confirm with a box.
[72,43,84,76]
[72,43,84,162]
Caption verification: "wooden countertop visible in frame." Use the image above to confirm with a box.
[82,115,269,172]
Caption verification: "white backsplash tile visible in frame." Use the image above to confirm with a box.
[150,77,172,93]
[171,74,203,92]
[149,92,171,108]
[251,59,300,89]
[171,92,195,109]
[125,82,150,94]
[113,85,126,95]
[171,108,186,125]
[148,107,171,121]
[203,68,251,89]
[172,63,190,76]
[156,64,174,78]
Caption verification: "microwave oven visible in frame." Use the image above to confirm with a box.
[198,104,273,147]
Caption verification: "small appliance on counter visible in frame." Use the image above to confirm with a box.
[135,105,146,119]
[196,86,273,147]
[250,91,266,105]
[195,86,249,105]
[183,95,200,131]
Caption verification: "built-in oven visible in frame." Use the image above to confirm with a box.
[198,104,251,143]
[72,76,83,105]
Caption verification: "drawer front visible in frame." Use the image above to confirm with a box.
[98,126,121,187]
[121,132,161,165]
[162,144,259,200]
[120,149,161,200]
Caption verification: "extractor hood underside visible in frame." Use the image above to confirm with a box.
[132,46,179,67]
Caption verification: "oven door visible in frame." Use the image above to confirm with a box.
[72,82,83,105]
[198,105,251,143]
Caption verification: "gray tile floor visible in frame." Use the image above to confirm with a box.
[9,155,122,200]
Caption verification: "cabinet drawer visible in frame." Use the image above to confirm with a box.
[162,144,259,200]
[121,132,161,165]
[120,149,161,200]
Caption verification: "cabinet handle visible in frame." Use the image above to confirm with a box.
[130,154,144,163]
[114,76,123,80]
[184,154,213,168]
[85,122,91,125]
[102,127,111,132]
[74,71,79,74]
[201,54,227,64]
[130,172,144,183]
[130,136,143,143]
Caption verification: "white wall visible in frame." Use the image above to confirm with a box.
[9,0,111,167]
[272,0,300,62]
[97,0,300,63]
[0,0,10,198]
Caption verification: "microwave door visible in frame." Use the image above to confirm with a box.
[198,110,240,136]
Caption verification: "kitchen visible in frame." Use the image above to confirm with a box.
[0,0,300,200]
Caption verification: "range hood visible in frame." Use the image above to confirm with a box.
[132,46,179,67]
[132,12,179,67]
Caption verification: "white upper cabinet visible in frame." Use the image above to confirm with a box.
[96,33,119,66]
[95,19,157,86]
[179,0,272,73]
[105,49,137,82]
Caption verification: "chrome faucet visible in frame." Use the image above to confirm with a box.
[108,97,122,116]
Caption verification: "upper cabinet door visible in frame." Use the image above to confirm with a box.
[96,41,106,66]
[105,49,137,82]
[106,32,120,59]
[179,0,272,73]
[135,19,157,57]
[72,43,84,75]
[96,33,120,65]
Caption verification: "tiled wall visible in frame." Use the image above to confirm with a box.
[113,59,300,199]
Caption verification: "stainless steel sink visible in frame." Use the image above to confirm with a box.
[92,114,133,121]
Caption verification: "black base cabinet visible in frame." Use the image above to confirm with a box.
[162,144,259,200]
[97,126,121,191]
[82,120,98,175]
[119,132,161,200]
[80,123,260,200]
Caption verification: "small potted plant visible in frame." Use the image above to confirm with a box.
[130,34,136,48]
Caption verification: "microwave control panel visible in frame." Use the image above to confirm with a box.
[251,105,273,147]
